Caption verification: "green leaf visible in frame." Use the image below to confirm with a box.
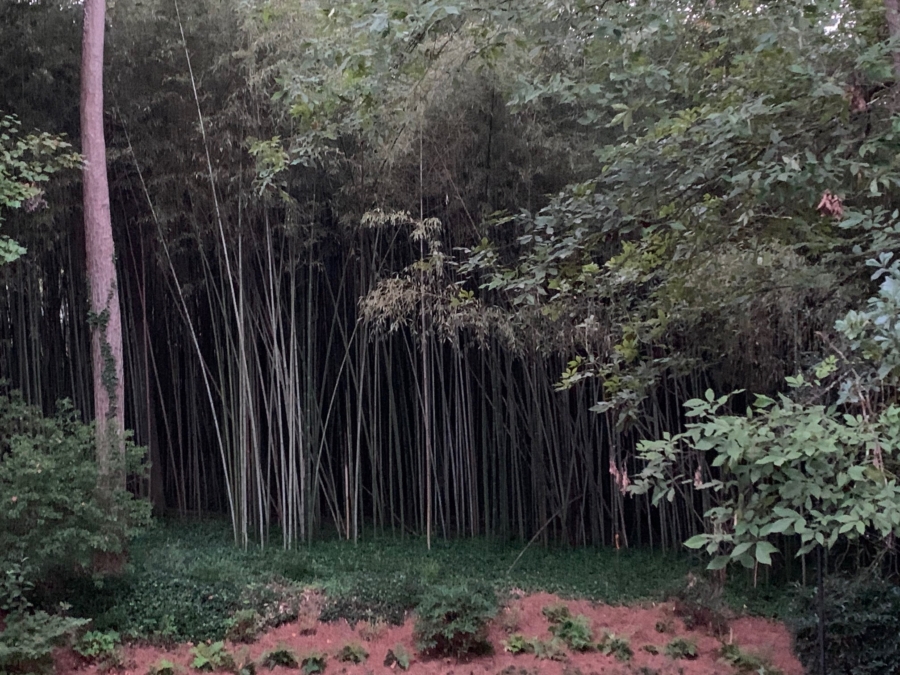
[707,556,730,570]
[683,535,706,549]
[754,541,778,565]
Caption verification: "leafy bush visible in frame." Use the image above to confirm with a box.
[335,642,368,663]
[664,637,698,660]
[74,629,122,665]
[0,390,149,669]
[0,560,89,674]
[720,643,783,674]
[190,640,235,671]
[597,632,632,662]
[501,634,566,661]
[0,390,150,577]
[0,608,89,673]
[259,645,299,669]
[792,576,900,675]
[299,651,326,674]
[502,633,532,654]
[383,645,411,670]
[540,603,571,624]
[548,614,594,651]
[225,609,262,643]
[413,583,497,658]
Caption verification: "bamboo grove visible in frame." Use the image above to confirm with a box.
[1,0,894,553]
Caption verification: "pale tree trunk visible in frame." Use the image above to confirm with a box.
[81,0,125,498]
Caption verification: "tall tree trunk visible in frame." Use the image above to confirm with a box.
[81,0,125,497]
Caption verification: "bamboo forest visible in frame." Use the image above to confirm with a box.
[4,1,900,673]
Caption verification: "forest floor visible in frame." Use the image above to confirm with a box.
[59,589,803,675]
[46,520,803,675]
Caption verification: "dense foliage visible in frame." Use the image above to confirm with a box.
[0,389,149,575]
[9,0,896,552]
[792,576,900,675]
[5,2,900,669]
[0,113,78,263]
[0,388,149,671]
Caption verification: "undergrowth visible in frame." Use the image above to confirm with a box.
[29,519,788,644]
[413,583,497,657]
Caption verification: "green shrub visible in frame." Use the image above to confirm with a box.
[597,632,632,662]
[225,609,262,643]
[335,642,368,663]
[74,629,121,662]
[792,576,900,675]
[259,645,299,669]
[665,637,698,660]
[541,603,571,624]
[0,608,89,673]
[0,390,150,577]
[190,640,235,671]
[383,645,411,670]
[413,583,497,658]
[0,391,148,667]
[720,643,783,674]
[0,560,89,674]
[501,634,566,661]
[299,651,326,674]
[502,633,532,654]
[548,614,593,651]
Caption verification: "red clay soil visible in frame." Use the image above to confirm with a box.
[62,591,803,675]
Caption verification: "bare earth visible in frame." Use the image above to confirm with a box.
[61,591,803,675]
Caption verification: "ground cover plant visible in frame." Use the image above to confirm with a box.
[720,643,783,675]
[258,645,299,669]
[73,630,123,668]
[46,520,709,643]
[665,637,699,660]
[501,634,566,661]
[335,642,367,663]
[597,632,633,662]
[225,610,263,644]
[189,640,235,672]
[299,650,326,674]
[413,583,497,657]
[383,644,411,670]
[547,613,594,651]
